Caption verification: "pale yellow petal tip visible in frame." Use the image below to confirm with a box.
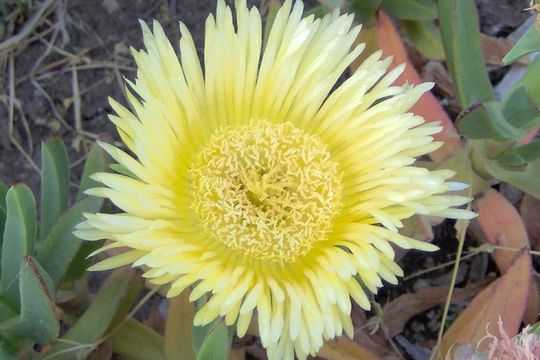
[410,240,439,252]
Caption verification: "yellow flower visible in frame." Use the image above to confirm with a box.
[75,0,474,358]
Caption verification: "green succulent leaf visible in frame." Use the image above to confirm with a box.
[196,321,231,360]
[401,20,444,60]
[502,86,540,130]
[503,57,540,122]
[530,321,540,335]
[456,102,525,141]
[349,0,381,23]
[40,139,70,242]
[439,0,495,107]
[111,319,165,360]
[0,298,17,322]
[36,196,103,287]
[37,270,140,360]
[109,163,137,179]
[0,342,18,360]
[485,156,540,198]
[0,185,36,310]
[503,21,540,65]
[78,143,110,200]
[381,0,438,21]
[316,0,341,9]
[0,257,59,344]
[496,140,540,168]
[0,178,8,248]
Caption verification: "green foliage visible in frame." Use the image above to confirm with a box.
[0,185,36,310]
[439,0,495,108]
[196,321,231,360]
[0,179,7,246]
[0,140,111,357]
[112,319,165,360]
[456,102,528,141]
[380,0,437,21]
[0,257,59,344]
[348,0,381,23]
[437,0,540,198]
[503,21,540,65]
[36,197,103,286]
[39,139,69,242]
[402,20,445,60]
[530,321,540,335]
[37,270,143,359]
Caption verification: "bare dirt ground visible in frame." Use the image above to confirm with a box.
[0,1,534,359]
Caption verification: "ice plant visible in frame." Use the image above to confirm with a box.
[75,0,475,358]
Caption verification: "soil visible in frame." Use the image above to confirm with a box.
[0,1,535,360]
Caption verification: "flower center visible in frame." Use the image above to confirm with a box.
[191,121,342,263]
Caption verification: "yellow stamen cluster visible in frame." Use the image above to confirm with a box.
[191,121,342,262]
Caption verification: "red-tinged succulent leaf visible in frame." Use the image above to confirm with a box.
[319,337,381,360]
[519,128,540,145]
[438,250,532,356]
[373,11,462,163]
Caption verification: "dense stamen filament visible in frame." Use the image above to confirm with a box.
[191,120,342,262]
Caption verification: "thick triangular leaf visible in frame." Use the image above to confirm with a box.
[0,257,59,344]
[0,342,18,360]
[0,185,36,310]
[503,55,540,109]
[380,0,437,21]
[496,140,540,168]
[40,139,69,241]
[0,178,8,248]
[503,21,540,65]
[485,156,540,198]
[111,319,165,360]
[0,299,16,322]
[78,144,110,200]
[502,86,540,130]
[402,20,444,60]
[456,102,525,141]
[196,321,231,360]
[37,270,140,360]
[439,0,495,107]
[37,197,103,286]
[349,0,381,23]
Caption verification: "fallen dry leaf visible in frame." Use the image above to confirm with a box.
[382,281,488,338]
[479,33,528,66]
[474,189,539,325]
[437,249,532,358]
[229,347,246,360]
[520,194,540,251]
[350,303,391,357]
[421,61,456,100]
[318,337,381,360]
[474,188,531,273]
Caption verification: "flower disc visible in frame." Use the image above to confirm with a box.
[192,121,342,262]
